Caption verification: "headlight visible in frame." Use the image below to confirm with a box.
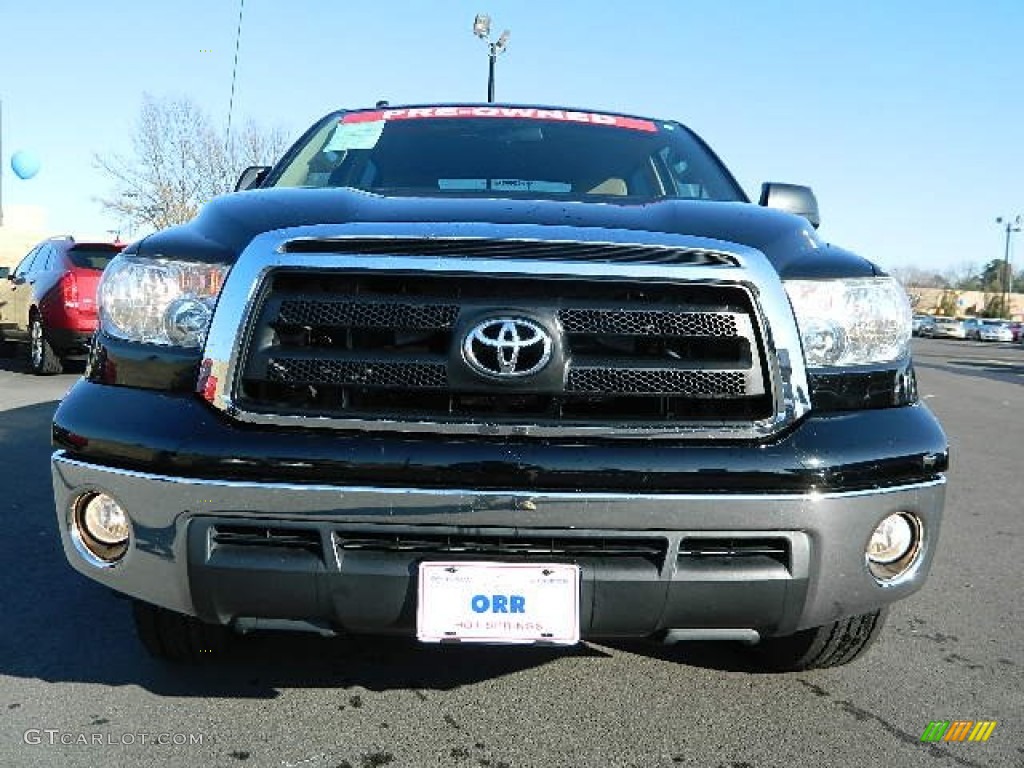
[784,277,911,367]
[98,255,229,347]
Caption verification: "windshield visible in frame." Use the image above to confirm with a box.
[268,106,746,202]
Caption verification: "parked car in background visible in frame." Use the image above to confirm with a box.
[978,320,1013,342]
[963,317,1013,342]
[961,318,982,340]
[0,236,123,374]
[915,316,936,337]
[1006,321,1024,342]
[927,317,966,339]
[912,314,933,336]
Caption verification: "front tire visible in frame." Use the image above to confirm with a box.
[744,609,888,671]
[132,600,232,663]
[28,314,63,375]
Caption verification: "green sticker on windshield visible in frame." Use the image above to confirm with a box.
[325,120,385,151]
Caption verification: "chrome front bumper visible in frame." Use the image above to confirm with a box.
[52,452,946,638]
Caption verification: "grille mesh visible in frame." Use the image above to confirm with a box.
[278,300,458,329]
[568,367,747,396]
[559,309,738,337]
[267,359,448,388]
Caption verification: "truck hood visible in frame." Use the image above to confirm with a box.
[138,187,878,279]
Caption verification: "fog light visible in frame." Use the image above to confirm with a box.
[72,493,130,565]
[867,514,912,563]
[866,512,921,581]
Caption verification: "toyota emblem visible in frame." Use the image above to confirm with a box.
[462,318,553,378]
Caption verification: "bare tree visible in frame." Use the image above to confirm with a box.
[887,266,947,289]
[95,94,289,234]
[940,261,982,291]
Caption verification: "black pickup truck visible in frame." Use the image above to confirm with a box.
[50,104,948,670]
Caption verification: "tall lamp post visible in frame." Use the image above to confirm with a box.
[996,215,1022,317]
[472,14,510,103]
[226,0,246,151]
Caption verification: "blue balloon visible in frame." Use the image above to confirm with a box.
[11,151,41,180]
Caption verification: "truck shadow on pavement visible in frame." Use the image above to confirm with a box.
[0,351,88,375]
[0,400,750,699]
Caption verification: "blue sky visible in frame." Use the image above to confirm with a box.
[1,0,1022,274]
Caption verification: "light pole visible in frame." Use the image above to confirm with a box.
[226,0,246,151]
[472,14,510,103]
[996,215,1021,317]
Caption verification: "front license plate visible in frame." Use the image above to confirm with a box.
[416,561,580,645]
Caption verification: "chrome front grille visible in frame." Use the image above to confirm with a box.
[202,228,813,439]
[234,267,771,427]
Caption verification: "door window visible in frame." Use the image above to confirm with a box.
[40,245,57,272]
[13,246,42,279]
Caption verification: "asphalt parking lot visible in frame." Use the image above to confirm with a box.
[0,338,1021,768]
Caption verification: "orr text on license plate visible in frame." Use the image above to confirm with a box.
[416,561,580,645]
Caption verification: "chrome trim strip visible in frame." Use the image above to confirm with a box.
[52,453,944,502]
[283,233,741,266]
[201,223,811,439]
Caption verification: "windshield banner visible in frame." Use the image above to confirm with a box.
[341,107,658,132]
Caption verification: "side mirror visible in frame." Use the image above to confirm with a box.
[759,182,820,229]
[234,165,271,192]
[0,267,9,280]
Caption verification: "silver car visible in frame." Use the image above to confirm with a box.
[977,320,1014,342]
[929,317,966,339]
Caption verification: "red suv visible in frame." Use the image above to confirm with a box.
[0,236,123,374]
